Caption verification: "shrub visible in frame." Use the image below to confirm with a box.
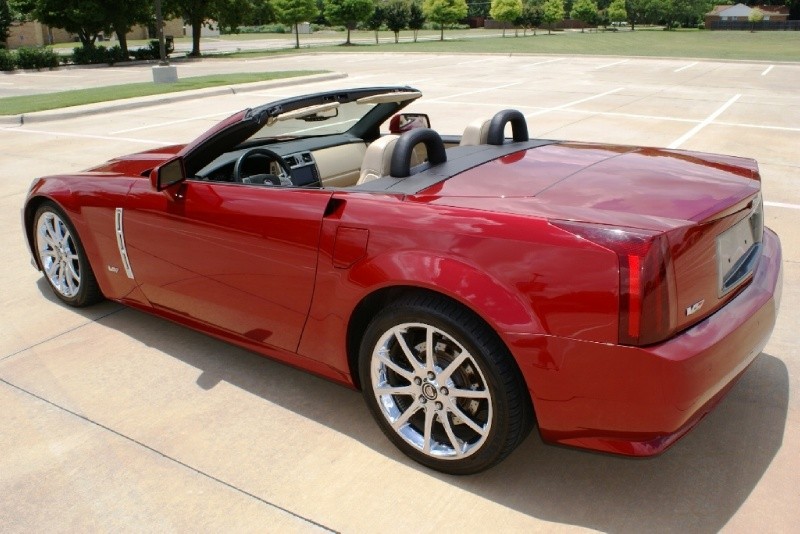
[72,45,106,64]
[0,47,15,71]
[14,46,60,70]
[73,44,133,65]
[106,45,128,65]
[131,46,156,61]
[239,24,290,33]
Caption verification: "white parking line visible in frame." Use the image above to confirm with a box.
[594,59,629,70]
[765,201,800,210]
[111,110,239,134]
[522,58,564,69]
[668,94,741,149]
[761,65,774,76]
[0,127,176,146]
[674,61,698,73]
[525,88,625,117]
[428,81,525,102]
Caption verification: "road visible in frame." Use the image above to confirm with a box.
[1,52,798,532]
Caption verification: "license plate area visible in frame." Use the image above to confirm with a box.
[717,212,760,297]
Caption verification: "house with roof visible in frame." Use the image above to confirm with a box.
[705,4,791,27]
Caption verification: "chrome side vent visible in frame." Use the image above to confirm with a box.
[114,208,135,279]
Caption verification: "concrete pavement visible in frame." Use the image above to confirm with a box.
[1,53,799,532]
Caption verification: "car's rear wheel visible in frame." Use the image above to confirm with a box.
[359,293,532,475]
[33,202,102,307]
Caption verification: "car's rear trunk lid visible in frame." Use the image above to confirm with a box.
[413,141,765,340]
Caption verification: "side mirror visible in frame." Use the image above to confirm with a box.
[150,157,186,192]
[389,113,431,133]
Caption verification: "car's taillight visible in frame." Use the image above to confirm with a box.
[552,221,677,346]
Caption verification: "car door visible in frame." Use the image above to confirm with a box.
[122,179,334,353]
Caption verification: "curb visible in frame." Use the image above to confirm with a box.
[0,71,347,126]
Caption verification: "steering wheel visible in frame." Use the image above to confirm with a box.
[232,147,293,185]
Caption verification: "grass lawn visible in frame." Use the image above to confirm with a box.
[0,71,325,115]
[219,29,800,62]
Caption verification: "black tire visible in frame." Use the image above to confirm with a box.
[359,293,533,475]
[32,201,103,307]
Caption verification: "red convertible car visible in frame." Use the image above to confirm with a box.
[23,86,782,474]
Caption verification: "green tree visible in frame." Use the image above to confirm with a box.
[491,0,522,36]
[408,0,424,41]
[748,6,763,31]
[541,0,564,33]
[324,0,374,44]
[570,0,597,31]
[102,0,150,58]
[25,0,106,48]
[274,0,317,48]
[466,0,489,17]
[365,1,384,43]
[606,0,626,25]
[164,0,217,56]
[252,0,276,24]
[789,0,800,20]
[384,0,410,43]
[1,0,12,45]
[515,0,543,35]
[422,0,467,41]
[216,0,254,33]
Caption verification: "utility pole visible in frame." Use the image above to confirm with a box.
[152,0,178,82]
[155,0,168,65]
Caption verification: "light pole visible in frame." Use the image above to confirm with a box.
[152,0,178,82]
[155,0,168,66]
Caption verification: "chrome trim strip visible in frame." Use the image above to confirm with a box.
[114,208,134,279]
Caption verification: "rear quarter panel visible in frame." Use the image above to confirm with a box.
[297,192,621,378]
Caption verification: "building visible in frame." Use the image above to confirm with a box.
[705,4,790,27]
[3,19,185,49]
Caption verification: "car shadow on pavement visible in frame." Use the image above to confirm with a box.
[91,305,788,534]
[454,352,789,533]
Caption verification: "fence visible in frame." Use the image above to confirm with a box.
[707,20,800,30]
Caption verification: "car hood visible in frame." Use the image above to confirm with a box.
[84,144,186,177]
[413,142,760,229]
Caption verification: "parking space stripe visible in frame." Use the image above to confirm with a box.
[594,59,629,70]
[522,58,564,69]
[428,81,525,102]
[667,94,741,149]
[762,65,775,76]
[525,87,624,117]
[111,110,240,134]
[0,127,176,146]
[674,61,698,73]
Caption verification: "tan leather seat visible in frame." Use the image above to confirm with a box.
[459,118,492,146]
[357,135,399,185]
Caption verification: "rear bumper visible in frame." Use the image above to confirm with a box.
[512,228,782,456]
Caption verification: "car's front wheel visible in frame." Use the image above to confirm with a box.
[359,294,533,475]
[33,202,103,307]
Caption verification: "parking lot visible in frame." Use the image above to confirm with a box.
[1,53,799,532]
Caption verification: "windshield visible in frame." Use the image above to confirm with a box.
[248,101,378,140]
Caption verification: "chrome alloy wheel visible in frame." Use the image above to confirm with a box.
[370,322,493,460]
[36,210,81,299]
